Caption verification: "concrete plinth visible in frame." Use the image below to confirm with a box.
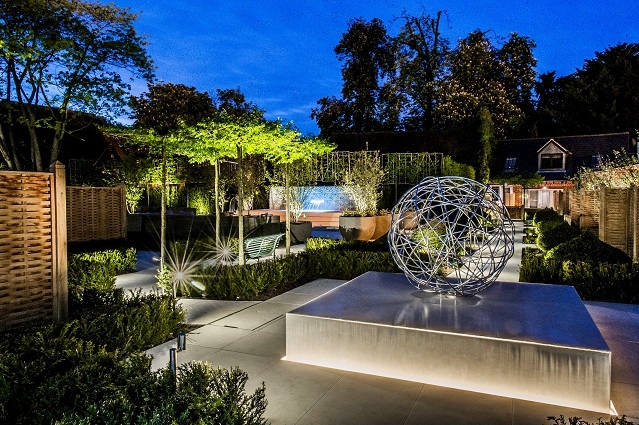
[286,272,612,413]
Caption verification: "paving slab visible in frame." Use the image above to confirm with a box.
[405,385,513,425]
[296,372,422,425]
[202,350,280,378]
[185,323,253,349]
[178,298,259,325]
[223,330,286,359]
[245,361,347,425]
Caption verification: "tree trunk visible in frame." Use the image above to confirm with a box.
[214,159,221,247]
[160,137,168,291]
[285,162,291,255]
[237,145,245,265]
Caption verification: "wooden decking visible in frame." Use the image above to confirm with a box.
[250,209,341,227]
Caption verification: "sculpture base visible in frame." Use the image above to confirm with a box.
[286,272,611,413]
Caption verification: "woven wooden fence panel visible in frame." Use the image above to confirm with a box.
[67,186,126,242]
[0,171,55,326]
[569,190,599,233]
[599,188,639,260]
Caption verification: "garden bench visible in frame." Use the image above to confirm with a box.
[243,233,285,261]
[201,233,285,268]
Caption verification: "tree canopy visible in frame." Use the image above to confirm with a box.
[0,0,154,171]
[313,11,637,143]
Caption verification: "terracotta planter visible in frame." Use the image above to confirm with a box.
[370,214,392,241]
[290,221,312,243]
[339,216,376,241]
[400,211,419,230]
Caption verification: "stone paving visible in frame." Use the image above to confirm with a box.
[116,222,639,424]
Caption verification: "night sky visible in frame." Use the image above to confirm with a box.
[116,0,639,134]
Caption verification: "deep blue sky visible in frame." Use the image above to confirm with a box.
[117,0,639,135]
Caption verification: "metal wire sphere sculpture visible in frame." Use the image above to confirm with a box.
[388,176,515,296]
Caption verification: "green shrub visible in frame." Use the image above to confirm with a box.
[533,207,563,226]
[546,231,632,264]
[71,248,137,275]
[519,253,639,303]
[198,245,401,300]
[306,237,341,250]
[536,220,580,251]
[71,291,186,353]
[548,414,635,425]
[68,248,138,307]
[308,248,400,280]
[519,252,563,284]
[56,364,267,425]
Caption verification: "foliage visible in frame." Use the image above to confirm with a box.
[441,155,476,179]
[0,289,187,424]
[491,172,544,188]
[68,248,137,305]
[198,243,400,300]
[535,220,580,252]
[131,83,216,137]
[547,415,635,425]
[384,152,443,184]
[477,107,495,183]
[394,11,450,130]
[311,17,397,134]
[520,254,639,304]
[434,31,534,138]
[535,43,639,136]
[341,151,386,216]
[575,149,639,189]
[533,207,563,226]
[0,0,153,171]
[546,231,632,264]
[0,333,266,425]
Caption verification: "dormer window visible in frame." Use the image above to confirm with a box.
[540,153,563,170]
[504,157,516,172]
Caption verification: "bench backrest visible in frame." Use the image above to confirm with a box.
[244,233,284,260]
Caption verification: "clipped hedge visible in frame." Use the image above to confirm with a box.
[0,292,187,425]
[1,346,266,425]
[198,243,401,300]
[520,253,639,304]
[546,231,632,264]
[535,220,581,251]
[533,207,563,226]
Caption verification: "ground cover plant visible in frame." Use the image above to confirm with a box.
[0,246,267,425]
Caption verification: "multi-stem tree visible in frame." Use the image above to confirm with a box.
[0,0,153,171]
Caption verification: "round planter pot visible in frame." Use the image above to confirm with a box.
[339,216,376,241]
[400,211,419,230]
[370,214,392,241]
[290,221,313,243]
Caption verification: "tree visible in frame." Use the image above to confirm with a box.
[394,11,449,130]
[312,18,397,135]
[498,33,537,136]
[0,0,153,171]
[434,30,524,139]
[130,83,215,274]
[556,43,639,135]
[477,107,495,183]
[264,134,334,254]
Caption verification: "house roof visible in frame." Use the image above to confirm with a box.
[536,139,571,154]
[492,132,631,179]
